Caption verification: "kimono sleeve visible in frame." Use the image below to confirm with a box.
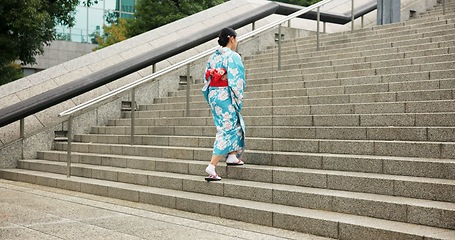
[227,52,246,111]
[203,59,211,83]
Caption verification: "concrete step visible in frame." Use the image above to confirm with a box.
[247,46,455,72]
[75,132,455,160]
[281,28,455,61]
[105,112,455,129]
[276,11,455,47]
[160,73,455,105]
[13,158,455,230]
[43,144,455,201]
[161,88,455,111]
[246,36,455,67]
[36,150,455,181]
[162,76,455,105]
[286,12,455,44]
[2,169,454,239]
[249,34,453,68]
[77,124,455,142]
[251,23,455,59]
[187,62,454,93]
[53,134,455,160]
[245,45,453,71]
[248,69,454,86]
[245,62,455,84]
[421,8,455,17]
[168,77,455,101]
[102,118,455,138]
[128,99,455,119]
[251,41,455,70]
[245,48,455,72]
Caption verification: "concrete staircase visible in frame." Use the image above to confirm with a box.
[2,1,455,239]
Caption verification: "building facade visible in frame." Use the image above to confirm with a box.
[23,0,136,76]
[54,0,136,44]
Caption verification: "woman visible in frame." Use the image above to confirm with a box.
[202,27,246,181]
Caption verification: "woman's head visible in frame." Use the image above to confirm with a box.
[218,27,237,50]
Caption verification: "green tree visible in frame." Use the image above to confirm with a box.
[0,0,98,85]
[0,63,23,86]
[93,18,129,51]
[127,0,225,37]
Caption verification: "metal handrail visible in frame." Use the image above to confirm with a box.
[59,0,338,118]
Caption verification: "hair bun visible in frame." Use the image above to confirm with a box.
[217,27,237,47]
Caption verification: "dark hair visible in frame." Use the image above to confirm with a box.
[217,27,237,47]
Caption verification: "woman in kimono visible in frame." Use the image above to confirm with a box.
[203,27,246,181]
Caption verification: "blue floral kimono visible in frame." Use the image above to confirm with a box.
[202,47,246,158]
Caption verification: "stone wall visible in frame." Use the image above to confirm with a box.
[22,41,96,76]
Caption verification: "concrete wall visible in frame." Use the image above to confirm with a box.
[22,41,97,76]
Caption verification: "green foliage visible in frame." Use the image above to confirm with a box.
[275,0,322,6]
[0,0,79,83]
[81,0,99,7]
[0,63,23,86]
[56,32,72,41]
[93,18,129,51]
[127,0,225,37]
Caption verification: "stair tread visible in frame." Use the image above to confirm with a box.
[40,149,455,164]
[39,146,455,184]
[271,23,455,49]
[66,138,455,145]
[16,158,455,210]
[169,78,455,99]
[245,45,455,66]
[173,81,455,96]
[138,99,455,111]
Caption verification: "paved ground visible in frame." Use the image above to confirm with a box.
[0,179,330,240]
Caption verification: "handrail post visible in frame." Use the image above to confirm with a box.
[185,64,191,117]
[361,15,364,28]
[443,0,446,15]
[351,0,355,33]
[278,24,282,71]
[131,88,136,145]
[152,64,156,73]
[317,6,321,51]
[20,118,25,139]
[66,116,73,178]
[252,22,255,31]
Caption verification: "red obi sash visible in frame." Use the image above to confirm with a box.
[206,68,228,87]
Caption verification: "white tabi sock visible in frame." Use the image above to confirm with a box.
[226,154,238,163]
[206,164,216,176]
